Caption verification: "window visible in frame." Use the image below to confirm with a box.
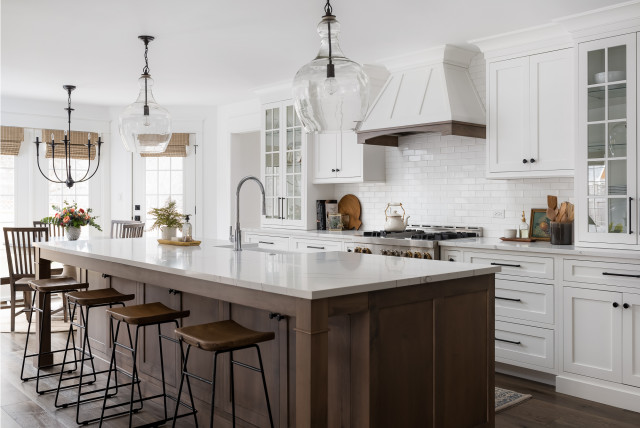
[0,155,14,231]
[145,157,184,236]
[48,158,90,238]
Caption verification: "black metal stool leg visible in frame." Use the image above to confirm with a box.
[210,352,219,428]
[128,325,141,428]
[172,344,190,428]
[158,324,168,422]
[99,318,121,428]
[20,289,36,381]
[255,345,274,428]
[54,300,79,407]
[229,350,235,427]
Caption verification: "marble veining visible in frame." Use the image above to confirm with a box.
[35,238,499,299]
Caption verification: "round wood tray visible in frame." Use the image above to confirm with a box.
[338,194,362,230]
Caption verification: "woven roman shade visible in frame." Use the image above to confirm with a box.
[43,130,99,160]
[141,133,190,157]
[1,126,24,156]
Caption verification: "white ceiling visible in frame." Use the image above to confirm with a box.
[1,0,627,108]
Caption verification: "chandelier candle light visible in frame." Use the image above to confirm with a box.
[34,85,103,189]
[293,0,369,132]
[119,35,172,154]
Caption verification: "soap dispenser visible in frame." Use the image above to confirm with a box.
[518,210,530,239]
[182,214,193,241]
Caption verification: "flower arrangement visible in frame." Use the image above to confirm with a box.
[148,199,183,231]
[41,201,102,231]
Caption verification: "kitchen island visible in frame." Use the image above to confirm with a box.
[33,238,499,428]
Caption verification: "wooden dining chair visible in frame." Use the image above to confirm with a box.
[3,227,49,332]
[111,220,143,239]
[33,220,66,238]
[120,223,145,239]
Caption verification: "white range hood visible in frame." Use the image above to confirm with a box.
[358,45,486,146]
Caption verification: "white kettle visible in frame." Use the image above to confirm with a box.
[384,203,410,232]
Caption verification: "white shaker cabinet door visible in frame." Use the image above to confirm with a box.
[563,287,622,383]
[488,57,530,173]
[529,49,574,172]
[337,132,363,179]
[623,292,640,387]
[313,132,338,180]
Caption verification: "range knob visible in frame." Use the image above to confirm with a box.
[404,251,413,258]
[380,249,388,256]
[362,248,372,254]
[413,252,423,259]
[354,247,362,253]
[424,253,433,259]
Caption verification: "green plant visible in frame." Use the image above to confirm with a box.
[148,199,184,231]
[41,201,102,231]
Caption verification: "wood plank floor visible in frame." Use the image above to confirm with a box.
[2,330,640,427]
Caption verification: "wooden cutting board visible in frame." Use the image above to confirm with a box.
[338,194,362,230]
[157,239,201,246]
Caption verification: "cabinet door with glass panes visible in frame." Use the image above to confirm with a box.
[577,34,637,246]
[261,101,306,228]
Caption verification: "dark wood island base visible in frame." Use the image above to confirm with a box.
[34,246,494,428]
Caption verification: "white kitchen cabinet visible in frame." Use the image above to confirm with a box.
[487,49,574,178]
[576,34,638,247]
[623,292,640,388]
[563,287,622,382]
[290,237,344,253]
[312,131,385,184]
[261,101,307,228]
[244,232,290,251]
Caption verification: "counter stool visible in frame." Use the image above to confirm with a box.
[171,320,275,428]
[54,288,135,425]
[21,277,89,394]
[98,302,193,428]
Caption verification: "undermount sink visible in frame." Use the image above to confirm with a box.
[213,243,288,254]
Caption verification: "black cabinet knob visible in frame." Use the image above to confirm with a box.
[530,158,536,163]
[331,169,336,172]
[522,159,528,164]
[613,302,619,308]
[449,258,455,262]
[624,303,630,309]
[336,168,340,172]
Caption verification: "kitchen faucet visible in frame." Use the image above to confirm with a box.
[231,175,266,251]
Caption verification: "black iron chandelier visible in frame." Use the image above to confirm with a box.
[34,85,103,188]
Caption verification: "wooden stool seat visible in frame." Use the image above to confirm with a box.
[66,288,135,306]
[106,302,190,325]
[175,320,275,352]
[29,277,88,292]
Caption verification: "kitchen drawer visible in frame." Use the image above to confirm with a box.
[495,321,554,369]
[495,278,554,324]
[290,238,343,253]
[564,259,640,289]
[464,251,554,280]
[244,233,290,251]
[441,248,462,262]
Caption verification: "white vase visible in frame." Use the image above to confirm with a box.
[66,226,81,241]
[161,227,177,240]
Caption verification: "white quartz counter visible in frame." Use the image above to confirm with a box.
[35,238,499,300]
[439,237,640,259]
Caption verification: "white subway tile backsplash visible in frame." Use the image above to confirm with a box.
[334,135,574,238]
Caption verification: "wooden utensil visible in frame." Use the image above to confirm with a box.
[567,203,574,222]
[338,194,362,230]
[557,202,568,223]
[547,195,558,210]
[546,207,557,221]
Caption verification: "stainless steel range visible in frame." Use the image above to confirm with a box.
[345,225,482,260]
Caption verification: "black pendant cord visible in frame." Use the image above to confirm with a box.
[64,88,73,185]
[324,0,335,79]
[140,36,153,116]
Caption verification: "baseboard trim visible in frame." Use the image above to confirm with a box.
[496,362,556,386]
[556,375,640,413]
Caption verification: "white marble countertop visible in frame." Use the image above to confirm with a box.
[34,238,499,300]
[438,237,640,259]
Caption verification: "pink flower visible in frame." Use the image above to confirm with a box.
[78,208,85,213]
[63,216,70,224]
[70,208,75,213]
[55,213,60,218]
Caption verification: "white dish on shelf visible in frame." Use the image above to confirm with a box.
[594,71,626,84]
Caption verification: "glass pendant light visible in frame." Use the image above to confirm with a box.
[293,0,369,133]
[119,35,171,154]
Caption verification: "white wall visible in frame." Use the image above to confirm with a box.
[230,132,261,230]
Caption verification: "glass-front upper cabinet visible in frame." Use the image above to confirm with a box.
[578,34,637,246]
[261,101,306,228]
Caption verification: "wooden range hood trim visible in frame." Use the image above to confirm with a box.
[356,121,486,146]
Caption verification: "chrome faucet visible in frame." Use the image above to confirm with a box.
[232,175,266,251]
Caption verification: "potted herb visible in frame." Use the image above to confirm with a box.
[41,201,102,241]
[148,199,184,240]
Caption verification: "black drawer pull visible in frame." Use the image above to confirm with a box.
[602,272,640,279]
[258,241,275,245]
[495,296,522,302]
[491,262,522,268]
[496,338,521,345]
[307,245,325,250]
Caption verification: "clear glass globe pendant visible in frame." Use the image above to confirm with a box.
[293,1,369,133]
[119,36,171,154]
